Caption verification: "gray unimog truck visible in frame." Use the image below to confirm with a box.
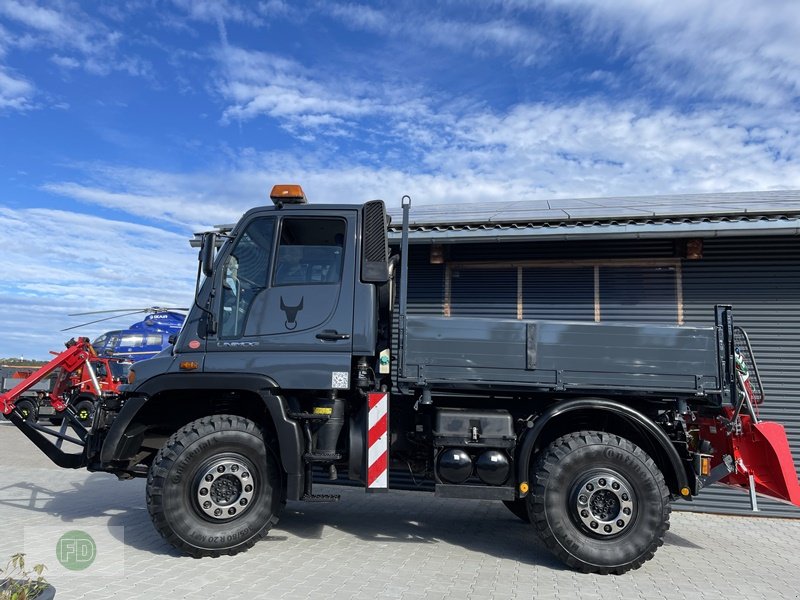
[4,185,800,574]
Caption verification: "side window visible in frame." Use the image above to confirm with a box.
[219,217,275,338]
[119,334,144,347]
[273,218,345,286]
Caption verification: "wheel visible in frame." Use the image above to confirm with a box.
[15,399,38,422]
[502,499,530,523]
[529,431,670,574]
[72,399,95,427]
[146,414,285,557]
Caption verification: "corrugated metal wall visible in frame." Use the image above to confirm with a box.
[403,236,800,518]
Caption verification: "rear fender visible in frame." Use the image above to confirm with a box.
[517,398,689,498]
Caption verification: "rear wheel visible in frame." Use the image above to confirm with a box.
[16,399,38,422]
[530,431,670,574]
[146,414,285,557]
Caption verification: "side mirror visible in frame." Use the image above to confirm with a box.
[200,232,216,277]
[168,335,177,345]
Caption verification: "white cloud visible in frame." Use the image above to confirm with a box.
[0,207,196,359]
[532,0,800,106]
[323,3,546,64]
[215,46,399,132]
[42,98,800,225]
[0,65,33,109]
[0,0,152,77]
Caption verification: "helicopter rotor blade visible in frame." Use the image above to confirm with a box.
[61,310,147,332]
[69,306,189,316]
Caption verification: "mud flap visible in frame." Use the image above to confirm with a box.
[699,409,800,507]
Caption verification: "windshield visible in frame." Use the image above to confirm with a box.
[109,361,132,379]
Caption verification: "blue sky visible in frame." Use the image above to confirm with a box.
[1,0,800,359]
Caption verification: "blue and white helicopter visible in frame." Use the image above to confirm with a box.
[64,307,187,362]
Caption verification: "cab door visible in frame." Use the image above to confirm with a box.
[205,210,356,391]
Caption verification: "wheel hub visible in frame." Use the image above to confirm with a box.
[573,472,634,536]
[195,458,255,521]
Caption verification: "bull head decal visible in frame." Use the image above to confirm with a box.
[280,296,304,330]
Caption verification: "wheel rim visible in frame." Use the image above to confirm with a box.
[194,457,257,521]
[571,470,635,537]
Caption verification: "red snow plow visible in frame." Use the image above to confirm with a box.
[693,327,800,508]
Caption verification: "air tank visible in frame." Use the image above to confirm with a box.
[475,450,510,485]
[437,448,473,484]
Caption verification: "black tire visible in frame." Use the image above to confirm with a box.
[72,398,95,427]
[530,431,670,574]
[502,499,531,523]
[147,414,285,557]
[16,399,38,422]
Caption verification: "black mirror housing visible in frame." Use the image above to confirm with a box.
[200,232,216,277]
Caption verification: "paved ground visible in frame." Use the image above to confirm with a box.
[1,421,799,600]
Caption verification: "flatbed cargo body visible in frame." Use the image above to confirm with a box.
[400,316,722,399]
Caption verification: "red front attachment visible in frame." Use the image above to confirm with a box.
[0,337,95,415]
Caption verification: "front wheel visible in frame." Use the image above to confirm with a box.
[530,431,670,574]
[146,414,286,557]
[72,398,95,427]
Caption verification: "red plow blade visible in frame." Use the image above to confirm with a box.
[725,417,800,507]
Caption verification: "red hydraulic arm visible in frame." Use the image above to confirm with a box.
[0,338,96,415]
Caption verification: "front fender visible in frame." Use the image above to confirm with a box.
[100,373,304,494]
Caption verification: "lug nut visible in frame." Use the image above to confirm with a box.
[205,474,213,482]
[244,484,253,493]
[623,507,631,515]
[578,495,588,504]
[231,464,239,472]
[611,482,620,490]
[604,525,612,533]
[214,508,222,517]
[617,520,625,527]
[598,478,606,487]
[240,498,248,506]
[199,488,208,496]
[203,501,211,509]
[621,493,629,501]
[217,465,225,473]
[228,507,236,515]
[586,483,594,491]
[241,472,249,479]
[590,521,598,529]
[580,510,589,518]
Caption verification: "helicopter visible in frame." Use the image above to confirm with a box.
[63,307,187,362]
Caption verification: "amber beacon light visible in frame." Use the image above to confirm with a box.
[270,184,307,205]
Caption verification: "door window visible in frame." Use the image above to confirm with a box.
[273,218,345,286]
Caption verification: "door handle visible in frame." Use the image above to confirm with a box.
[316,331,351,341]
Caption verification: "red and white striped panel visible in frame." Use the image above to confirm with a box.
[367,392,388,491]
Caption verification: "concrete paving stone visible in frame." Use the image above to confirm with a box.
[2,422,800,600]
